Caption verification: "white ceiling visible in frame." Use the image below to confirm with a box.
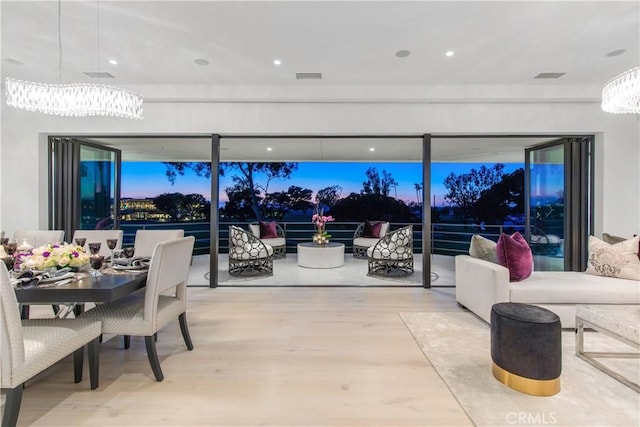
[2,1,638,86]
[3,1,636,162]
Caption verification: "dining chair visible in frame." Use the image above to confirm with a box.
[133,229,184,258]
[72,230,124,257]
[12,230,65,248]
[79,236,195,382]
[0,263,102,427]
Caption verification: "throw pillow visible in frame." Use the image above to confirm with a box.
[496,232,533,282]
[363,221,383,238]
[259,221,279,239]
[585,235,640,281]
[602,233,626,245]
[468,235,497,263]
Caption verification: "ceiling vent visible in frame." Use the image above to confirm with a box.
[534,72,566,79]
[84,71,115,78]
[296,72,322,80]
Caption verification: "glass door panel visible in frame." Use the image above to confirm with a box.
[526,142,565,271]
[79,145,119,230]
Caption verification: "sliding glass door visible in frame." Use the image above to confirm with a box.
[50,137,121,239]
[525,137,593,271]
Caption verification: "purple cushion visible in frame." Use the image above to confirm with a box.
[496,232,533,282]
[259,221,279,239]
[363,221,383,238]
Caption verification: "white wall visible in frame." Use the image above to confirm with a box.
[1,92,639,238]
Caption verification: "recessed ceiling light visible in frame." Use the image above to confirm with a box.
[266,147,273,151]
[606,49,626,57]
[369,147,375,152]
[194,58,210,66]
[445,51,455,57]
[273,59,282,66]
[108,59,118,65]
[395,50,410,58]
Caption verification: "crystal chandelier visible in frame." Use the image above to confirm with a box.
[5,78,143,119]
[4,0,143,119]
[601,66,640,114]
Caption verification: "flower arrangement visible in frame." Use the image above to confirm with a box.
[312,209,335,245]
[19,243,90,270]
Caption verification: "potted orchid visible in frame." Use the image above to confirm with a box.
[312,208,335,245]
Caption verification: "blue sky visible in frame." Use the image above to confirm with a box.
[121,161,525,206]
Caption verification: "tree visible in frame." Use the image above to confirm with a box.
[219,184,259,221]
[183,193,209,221]
[362,167,398,197]
[315,185,342,210]
[331,193,417,222]
[263,185,314,219]
[163,161,297,220]
[414,183,423,203]
[443,164,505,219]
[474,168,524,224]
[153,193,184,222]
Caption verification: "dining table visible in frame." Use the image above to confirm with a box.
[14,270,147,318]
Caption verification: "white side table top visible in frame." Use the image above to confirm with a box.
[576,305,640,345]
[297,242,345,269]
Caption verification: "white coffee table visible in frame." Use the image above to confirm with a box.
[575,304,640,392]
[297,242,345,269]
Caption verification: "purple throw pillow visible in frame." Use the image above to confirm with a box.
[496,232,533,282]
[259,221,278,239]
[363,221,383,238]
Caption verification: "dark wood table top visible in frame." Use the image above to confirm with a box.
[14,272,147,304]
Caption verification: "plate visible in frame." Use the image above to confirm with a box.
[112,264,147,271]
[39,272,75,284]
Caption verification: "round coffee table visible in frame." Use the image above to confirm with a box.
[297,242,345,269]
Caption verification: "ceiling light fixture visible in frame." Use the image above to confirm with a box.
[395,50,410,58]
[108,59,118,65]
[601,66,640,114]
[445,51,454,57]
[5,0,143,119]
[266,147,273,151]
[273,59,282,66]
[369,147,375,152]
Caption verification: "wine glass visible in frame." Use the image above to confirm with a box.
[122,246,135,259]
[88,242,101,256]
[74,237,87,247]
[106,238,118,264]
[89,255,104,277]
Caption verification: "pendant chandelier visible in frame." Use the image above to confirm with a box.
[4,1,143,119]
[601,66,640,114]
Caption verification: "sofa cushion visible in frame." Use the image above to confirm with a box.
[602,233,626,244]
[259,237,286,248]
[509,271,640,304]
[353,237,380,248]
[496,232,533,282]
[469,235,497,263]
[586,235,640,281]
[259,221,279,239]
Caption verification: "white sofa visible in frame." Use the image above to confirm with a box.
[455,255,640,328]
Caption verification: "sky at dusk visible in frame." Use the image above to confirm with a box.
[121,162,525,206]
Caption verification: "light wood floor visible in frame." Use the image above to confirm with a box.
[4,284,474,427]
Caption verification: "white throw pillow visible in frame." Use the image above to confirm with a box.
[585,235,640,281]
[469,235,498,263]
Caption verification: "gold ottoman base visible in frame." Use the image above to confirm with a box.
[492,363,560,396]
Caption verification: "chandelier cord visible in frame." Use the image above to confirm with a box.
[58,0,62,82]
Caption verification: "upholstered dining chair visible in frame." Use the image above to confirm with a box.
[228,225,274,277]
[133,229,184,258]
[367,225,414,277]
[352,221,390,258]
[12,230,65,248]
[1,263,102,427]
[72,229,124,258]
[79,236,195,382]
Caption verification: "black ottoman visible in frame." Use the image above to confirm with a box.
[491,303,561,396]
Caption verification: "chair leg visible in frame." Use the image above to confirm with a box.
[123,335,131,349]
[88,337,100,390]
[144,335,164,382]
[2,384,24,427]
[179,313,194,350]
[73,347,84,384]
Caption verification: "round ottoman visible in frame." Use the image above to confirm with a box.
[491,303,561,396]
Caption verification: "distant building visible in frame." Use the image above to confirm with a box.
[120,198,171,222]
